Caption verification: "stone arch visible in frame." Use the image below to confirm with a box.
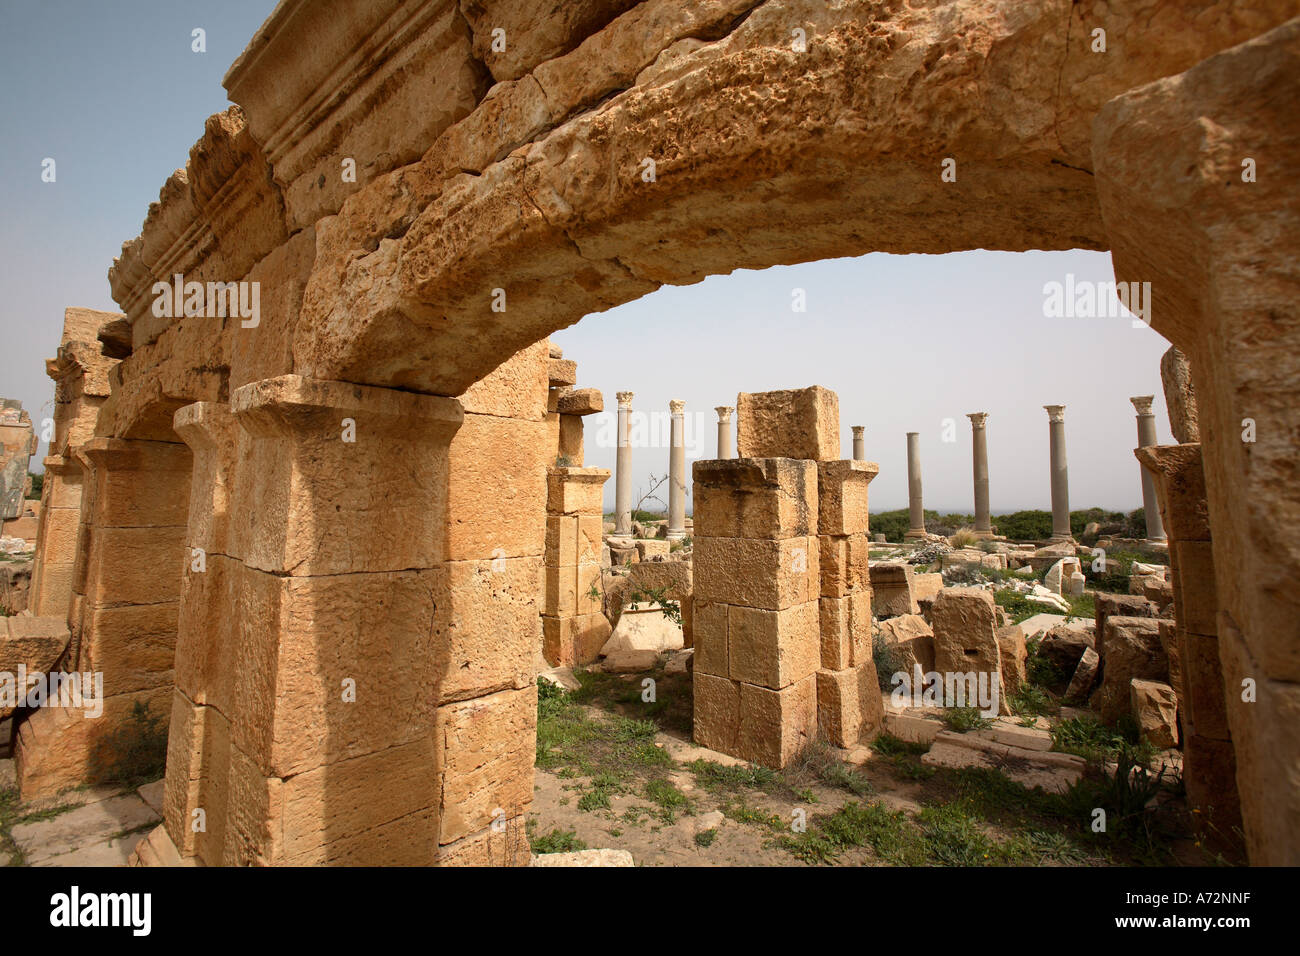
[85,1,1296,864]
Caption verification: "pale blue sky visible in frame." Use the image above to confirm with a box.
[0,1,1174,513]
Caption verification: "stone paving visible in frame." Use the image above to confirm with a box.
[2,757,160,866]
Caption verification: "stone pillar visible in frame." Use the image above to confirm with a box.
[667,399,686,540]
[155,375,533,866]
[15,436,192,802]
[904,432,926,539]
[1130,396,1166,542]
[692,458,820,768]
[715,406,734,459]
[1043,405,1072,541]
[815,460,883,747]
[542,467,612,667]
[967,412,992,538]
[1136,443,1241,857]
[612,391,634,541]
[851,426,864,461]
[27,455,84,618]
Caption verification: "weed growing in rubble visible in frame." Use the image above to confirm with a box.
[527,822,587,855]
[942,707,994,733]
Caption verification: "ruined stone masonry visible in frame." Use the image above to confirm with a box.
[9,0,1299,865]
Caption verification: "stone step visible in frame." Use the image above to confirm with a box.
[11,791,160,865]
[921,730,1085,792]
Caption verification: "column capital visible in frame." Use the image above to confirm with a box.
[906,431,919,439]
[851,425,864,438]
[1130,395,1156,416]
[966,412,989,428]
[1043,404,1066,423]
[715,405,734,423]
[669,399,686,415]
[616,391,634,408]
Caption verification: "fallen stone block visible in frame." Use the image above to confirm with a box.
[1130,678,1179,748]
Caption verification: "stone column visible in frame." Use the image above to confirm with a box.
[1136,443,1241,857]
[15,436,192,802]
[1043,405,1072,541]
[668,399,686,540]
[851,426,865,461]
[715,406,734,459]
[967,412,992,538]
[612,391,634,540]
[904,432,926,539]
[1130,396,1166,542]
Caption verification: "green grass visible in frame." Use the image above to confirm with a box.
[643,778,691,822]
[694,828,717,848]
[1052,715,1158,768]
[687,759,780,795]
[528,824,587,854]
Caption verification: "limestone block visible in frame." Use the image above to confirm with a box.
[736,387,839,461]
[818,590,872,671]
[14,684,172,802]
[738,675,816,769]
[230,376,462,576]
[1180,631,1230,740]
[437,816,531,867]
[816,460,878,536]
[541,612,611,668]
[996,625,1027,699]
[1130,679,1179,749]
[870,562,918,617]
[83,602,178,698]
[601,604,684,658]
[874,614,936,682]
[558,415,584,464]
[448,413,549,560]
[1043,557,1081,595]
[817,667,868,747]
[692,600,727,678]
[1094,593,1157,658]
[1159,347,1200,444]
[693,671,739,754]
[931,588,1002,683]
[458,340,549,421]
[543,562,603,618]
[547,358,577,387]
[545,467,609,516]
[1037,622,1095,675]
[819,533,870,597]
[461,0,640,82]
[691,458,816,540]
[81,438,192,528]
[281,740,441,865]
[693,535,818,610]
[1093,616,1167,724]
[911,572,943,603]
[556,388,603,416]
[1065,646,1100,701]
[83,526,187,607]
[727,600,820,690]
[435,686,536,847]
[229,564,466,779]
[636,539,670,560]
[1172,540,1217,635]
